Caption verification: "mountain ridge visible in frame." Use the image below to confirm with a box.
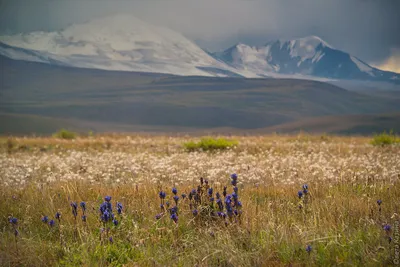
[0,14,399,83]
[212,36,400,83]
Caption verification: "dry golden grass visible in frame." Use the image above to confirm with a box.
[1,134,399,266]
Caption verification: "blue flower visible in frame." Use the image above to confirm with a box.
[208,188,213,196]
[101,210,111,222]
[41,216,49,223]
[237,201,242,207]
[113,219,119,226]
[383,224,391,232]
[166,201,170,207]
[170,206,178,215]
[71,202,78,217]
[192,209,198,216]
[298,190,303,199]
[204,179,209,185]
[233,187,238,193]
[55,212,61,220]
[100,202,107,213]
[80,202,86,212]
[49,220,55,227]
[306,245,312,254]
[173,195,179,204]
[170,213,178,223]
[104,196,112,202]
[116,202,123,215]
[172,187,178,195]
[155,213,162,220]
[109,236,113,243]
[216,192,221,199]
[231,173,238,180]
[377,199,382,206]
[217,199,224,211]
[159,191,166,199]
[223,186,227,197]
[181,193,187,199]
[9,217,18,225]
[210,197,214,202]
[302,185,308,194]
[82,215,87,222]
[232,192,238,201]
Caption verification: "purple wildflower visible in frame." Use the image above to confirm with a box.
[173,195,179,204]
[116,202,123,215]
[383,224,391,232]
[306,245,312,254]
[9,217,18,225]
[170,213,178,223]
[298,190,303,199]
[41,216,49,223]
[172,187,178,195]
[208,187,213,197]
[159,191,166,199]
[70,202,78,218]
[80,202,86,213]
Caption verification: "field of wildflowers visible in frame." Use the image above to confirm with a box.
[1,134,399,266]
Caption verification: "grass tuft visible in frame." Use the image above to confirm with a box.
[184,137,238,152]
[53,129,77,140]
[370,130,400,146]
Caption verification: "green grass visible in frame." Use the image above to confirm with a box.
[1,179,397,266]
[52,129,77,140]
[370,131,400,146]
[184,137,238,152]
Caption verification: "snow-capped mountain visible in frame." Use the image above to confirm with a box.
[0,15,399,83]
[212,36,400,82]
[0,15,257,78]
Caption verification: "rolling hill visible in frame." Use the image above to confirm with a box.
[1,55,400,135]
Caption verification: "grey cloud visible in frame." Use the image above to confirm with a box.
[0,0,399,64]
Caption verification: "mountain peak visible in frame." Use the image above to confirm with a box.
[1,16,399,83]
[270,36,332,50]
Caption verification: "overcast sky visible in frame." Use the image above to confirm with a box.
[0,0,399,72]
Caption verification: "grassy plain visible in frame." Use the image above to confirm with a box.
[1,134,399,266]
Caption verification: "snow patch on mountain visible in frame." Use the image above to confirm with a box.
[350,56,374,76]
[0,14,246,77]
[287,36,331,62]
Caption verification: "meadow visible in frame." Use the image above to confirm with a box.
[1,134,399,266]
